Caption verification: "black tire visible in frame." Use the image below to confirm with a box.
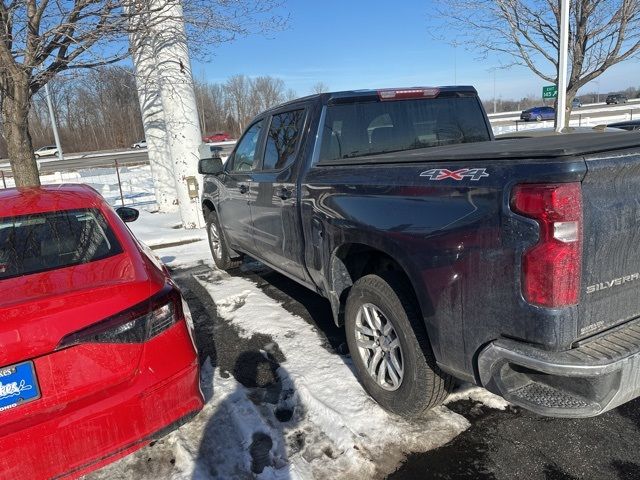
[345,273,453,418]
[205,209,241,270]
[535,114,542,121]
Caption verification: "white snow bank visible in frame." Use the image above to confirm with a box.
[90,229,510,479]
[197,268,469,479]
[128,210,207,250]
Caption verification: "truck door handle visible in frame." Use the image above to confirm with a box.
[238,184,249,194]
[277,187,292,200]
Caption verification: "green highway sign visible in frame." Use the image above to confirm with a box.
[542,85,558,99]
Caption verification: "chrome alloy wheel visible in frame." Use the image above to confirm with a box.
[354,303,404,391]
[209,222,223,259]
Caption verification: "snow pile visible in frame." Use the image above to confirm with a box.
[445,384,510,410]
[132,210,207,250]
[194,268,470,479]
[90,224,509,479]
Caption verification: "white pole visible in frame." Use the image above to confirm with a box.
[453,43,457,85]
[44,83,63,161]
[493,69,497,114]
[153,0,204,229]
[128,6,179,212]
[556,0,570,132]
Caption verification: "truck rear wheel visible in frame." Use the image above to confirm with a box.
[345,273,452,417]
[206,210,242,271]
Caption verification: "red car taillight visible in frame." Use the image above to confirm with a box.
[511,183,583,308]
[57,285,183,349]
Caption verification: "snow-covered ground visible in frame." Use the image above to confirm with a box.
[87,211,509,480]
[2,164,156,208]
[131,209,207,249]
[491,111,638,135]
[486,98,640,119]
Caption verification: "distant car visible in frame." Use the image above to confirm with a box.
[203,132,232,143]
[131,139,147,149]
[572,98,582,108]
[0,185,203,479]
[34,145,58,158]
[607,120,640,131]
[606,94,628,105]
[520,106,555,122]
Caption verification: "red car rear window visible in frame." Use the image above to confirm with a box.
[0,209,123,280]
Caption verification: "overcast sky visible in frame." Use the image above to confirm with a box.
[193,0,640,101]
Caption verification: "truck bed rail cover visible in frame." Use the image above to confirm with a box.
[317,131,640,166]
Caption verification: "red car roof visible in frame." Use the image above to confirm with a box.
[0,184,105,217]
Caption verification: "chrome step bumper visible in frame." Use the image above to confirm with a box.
[478,318,640,417]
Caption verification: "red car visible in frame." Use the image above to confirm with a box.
[203,131,232,143]
[0,185,203,479]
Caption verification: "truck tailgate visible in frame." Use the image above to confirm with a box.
[578,148,640,338]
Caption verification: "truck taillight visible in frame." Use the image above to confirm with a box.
[511,183,583,308]
[57,285,183,349]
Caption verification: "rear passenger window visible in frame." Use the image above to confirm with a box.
[262,110,305,171]
[0,209,122,280]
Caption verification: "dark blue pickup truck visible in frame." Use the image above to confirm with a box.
[199,86,640,418]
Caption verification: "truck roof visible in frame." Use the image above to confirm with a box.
[269,86,479,112]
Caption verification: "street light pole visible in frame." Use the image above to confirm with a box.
[44,83,63,161]
[556,0,570,132]
[453,43,457,85]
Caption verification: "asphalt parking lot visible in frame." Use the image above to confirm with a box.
[168,260,640,480]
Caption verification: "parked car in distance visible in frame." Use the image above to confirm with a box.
[203,132,232,143]
[520,106,555,121]
[201,85,640,419]
[607,120,640,131]
[606,94,628,105]
[131,139,147,149]
[34,145,58,158]
[572,98,582,108]
[0,185,203,479]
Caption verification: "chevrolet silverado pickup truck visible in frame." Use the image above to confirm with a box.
[199,86,640,418]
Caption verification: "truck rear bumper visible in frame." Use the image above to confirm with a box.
[477,318,640,417]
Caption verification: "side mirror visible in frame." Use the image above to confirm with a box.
[116,207,139,223]
[199,157,224,175]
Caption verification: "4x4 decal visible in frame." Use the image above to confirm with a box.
[420,168,489,181]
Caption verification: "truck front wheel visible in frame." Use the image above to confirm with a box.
[345,273,452,417]
[206,210,242,271]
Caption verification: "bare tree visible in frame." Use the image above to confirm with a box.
[224,74,292,134]
[311,81,329,94]
[0,0,284,187]
[225,74,253,134]
[252,75,287,112]
[434,0,640,124]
